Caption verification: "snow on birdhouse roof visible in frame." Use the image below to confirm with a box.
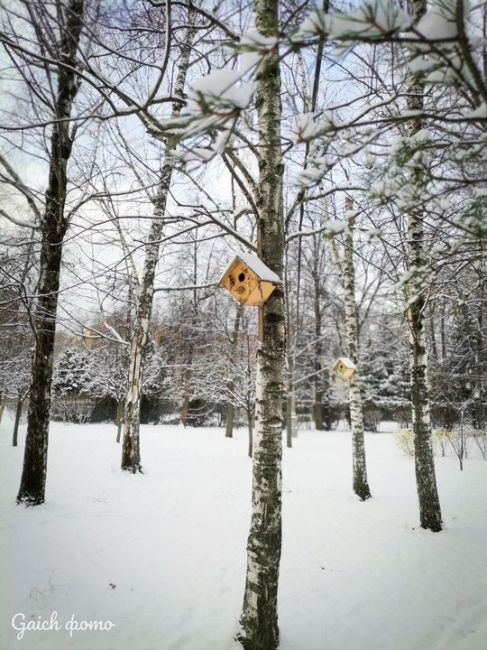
[218,252,281,286]
[335,357,357,369]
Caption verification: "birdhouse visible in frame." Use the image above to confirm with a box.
[332,357,357,381]
[218,252,281,307]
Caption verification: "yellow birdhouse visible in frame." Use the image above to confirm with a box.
[332,357,357,381]
[218,252,281,307]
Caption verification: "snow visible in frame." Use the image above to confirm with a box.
[415,0,457,40]
[468,104,487,120]
[1,418,487,650]
[240,29,277,51]
[295,1,411,41]
[293,111,334,143]
[186,69,256,114]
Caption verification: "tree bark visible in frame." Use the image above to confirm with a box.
[247,406,254,459]
[239,3,284,649]
[285,351,295,447]
[121,20,196,472]
[342,220,371,501]
[226,306,243,438]
[225,404,234,438]
[12,398,23,447]
[405,0,443,532]
[116,399,124,443]
[284,275,297,445]
[16,0,84,505]
[312,252,325,430]
[0,393,5,425]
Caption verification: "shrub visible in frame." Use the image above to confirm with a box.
[394,429,415,457]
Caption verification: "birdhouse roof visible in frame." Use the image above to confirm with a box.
[334,357,357,370]
[218,252,281,286]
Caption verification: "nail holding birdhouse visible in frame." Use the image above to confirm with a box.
[218,252,281,307]
[331,357,357,382]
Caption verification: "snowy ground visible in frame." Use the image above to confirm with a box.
[1,417,486,650]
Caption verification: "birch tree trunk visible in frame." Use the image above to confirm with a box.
[16,0,84,505]
[239,2,285,648]
[342,223,371,501]
[121,22,196,472]
[405,0,442,532]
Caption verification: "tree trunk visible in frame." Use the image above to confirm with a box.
[226,305,243,438]
[121,21,196,472]
[225,403,235,438]
[17,0,84,505]
[247,406,254,459]
[285,356,295,448]
[408,299,442,529]
[239,3,284,649]
[405,0,443,532]
[0,393,5,425]
[116,399,124,443]
[312,264,325,430]
[285,290,294,448]
[12,398,23,447]
[284,267,296,445]
[342,220,371,501]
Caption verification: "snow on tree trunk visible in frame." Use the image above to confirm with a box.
[239,3,284,649]
[342,220,371,501]
[16,0,84,505]
[121,21,196,472]
[404,0,443,533]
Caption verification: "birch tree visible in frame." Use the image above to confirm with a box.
[331,205,371,501]
[239,2,285,648]
[402,0,443,532]
[121,15,197,472]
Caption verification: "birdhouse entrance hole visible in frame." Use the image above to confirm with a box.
[331,357,357,381]
[218,252,281,307]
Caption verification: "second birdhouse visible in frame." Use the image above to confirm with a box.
[332,357,357,381]
[218,252,281,307]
